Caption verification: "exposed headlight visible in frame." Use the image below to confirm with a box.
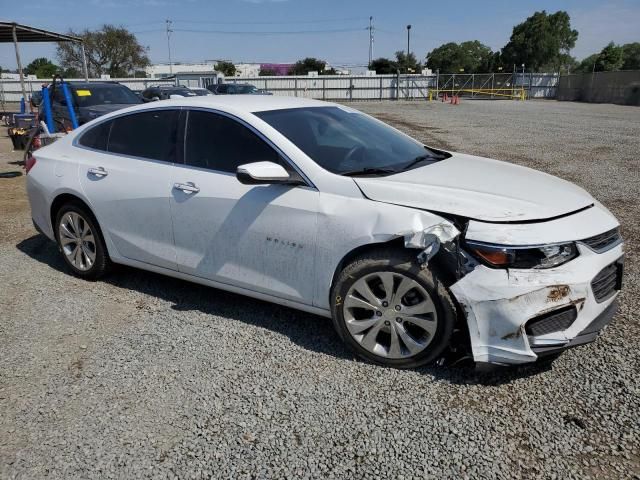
[466,241,579,269]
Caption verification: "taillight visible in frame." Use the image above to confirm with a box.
[25,155,37,174]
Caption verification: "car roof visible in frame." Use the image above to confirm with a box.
[154,85,190,89]
[122,95,334,113]
[186,95,332,112]
[67,82,124,88]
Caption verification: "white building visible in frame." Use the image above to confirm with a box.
[146,62,217,79]
[233,63,261,77]
[1,72,37,80]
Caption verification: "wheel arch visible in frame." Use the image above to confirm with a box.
[329,237,473,364]
[50,193,97,235]
[328,237,406,304]
[49,194,113,263]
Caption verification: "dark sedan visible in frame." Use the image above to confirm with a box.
[207,83,271,95]
[49,82,142,127]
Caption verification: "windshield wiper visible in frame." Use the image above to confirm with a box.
[402,152,446,171]
[340,167,398,177]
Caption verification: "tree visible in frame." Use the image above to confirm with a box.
[595,42,624,71]
[577,43,625,73]
[394,51,421,73]
[501,10,578,71]
[259,68,277,76]
[61,67,81,78]
[426,41,494,73]
[575,53,600,73]
[369,57,397,74]
[215,61,236,76]
[622,42,640,70]
[288,57,326,75]
[24,57,59,78]
[57,25,149,77]
[541,53,577,74]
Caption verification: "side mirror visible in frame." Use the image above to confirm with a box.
[236,161,292,185]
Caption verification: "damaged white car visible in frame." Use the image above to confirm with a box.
[26,96,624,368]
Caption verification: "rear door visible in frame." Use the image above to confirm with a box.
[169,109,319,303]
[77,108,180,269]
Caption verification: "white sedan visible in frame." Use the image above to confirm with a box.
[26,96,624,368]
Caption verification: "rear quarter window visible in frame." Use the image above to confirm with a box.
[107,110,179,162]
[77,120,112,151]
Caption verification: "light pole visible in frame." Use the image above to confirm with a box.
[406,24,411,58]
[166,19,173,76]
[368,16,374,67]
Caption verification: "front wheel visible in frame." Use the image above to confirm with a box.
[331,249,457,369]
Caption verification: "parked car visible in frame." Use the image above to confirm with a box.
[48,81,141,127]
[140,85,198,102]
[190,87,214,96]
[25,96,623,369]
[207,83,270,95]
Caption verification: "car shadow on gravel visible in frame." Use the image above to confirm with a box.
[17,233,557,386]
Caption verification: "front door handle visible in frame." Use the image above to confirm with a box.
[173,182,200,194]
[88,166,108,177]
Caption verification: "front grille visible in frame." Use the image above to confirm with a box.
[526,306,577,336]
[591,261,622,303]
[581,228,622,253]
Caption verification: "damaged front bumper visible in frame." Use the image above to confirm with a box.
[450,242,624,366]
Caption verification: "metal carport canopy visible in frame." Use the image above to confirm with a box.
[0,22,89,102]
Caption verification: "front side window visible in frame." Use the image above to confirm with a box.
[237,85,258,94]
[256,106,448,175]
[184,110,279,173]
[108,110,179,162]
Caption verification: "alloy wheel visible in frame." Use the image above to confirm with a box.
[343,271,438,359]
[58,212,97,272]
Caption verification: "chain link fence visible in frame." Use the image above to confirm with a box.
[1,73,561,106]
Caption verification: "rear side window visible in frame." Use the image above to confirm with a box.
[108,110,179,162]
[78,120,112,151]
[185,110,279,173]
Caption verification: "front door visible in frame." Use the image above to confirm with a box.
[170,109,319,304]
[77,109,180,270]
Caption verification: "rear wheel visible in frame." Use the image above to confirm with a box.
[55,203,110,280]
[331,249,457,369]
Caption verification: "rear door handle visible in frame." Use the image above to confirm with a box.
[173,182,200,194]
[88,166,108,177]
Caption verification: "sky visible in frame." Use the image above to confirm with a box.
[1,0,639,71]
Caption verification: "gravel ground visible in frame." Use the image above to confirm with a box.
[0,100,639,479]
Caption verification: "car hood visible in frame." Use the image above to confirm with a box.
[353,153,594,222]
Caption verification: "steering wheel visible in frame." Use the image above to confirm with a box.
[340,145,367,168]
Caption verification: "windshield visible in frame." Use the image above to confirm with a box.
[72,85,141,107]
[165,88,197,97]
[237,85,258,94]
[256,106,447,175]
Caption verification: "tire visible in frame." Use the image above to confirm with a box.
[331,248,457,369]
[54,202,110,280]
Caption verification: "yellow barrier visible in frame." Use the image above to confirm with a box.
[433,88,527,100]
